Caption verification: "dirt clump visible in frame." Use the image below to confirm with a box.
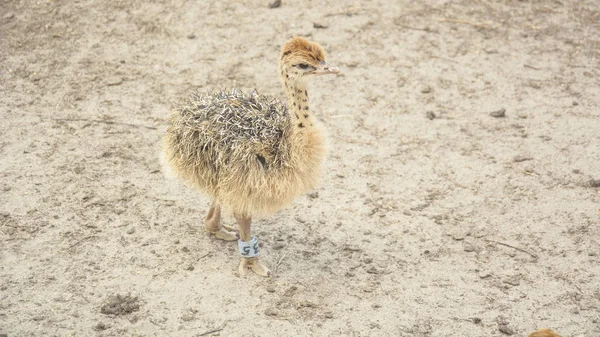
[100,294,140,316]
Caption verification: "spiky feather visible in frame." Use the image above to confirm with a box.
[163,88,324,216]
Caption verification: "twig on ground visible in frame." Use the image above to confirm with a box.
[197,328,224,336]
[149,319,162,326]
[78,293,91,303]
[484,239,538,260]
[523,170,540,177]
[52,118,158,130]
[325,6,361,17]
[439,18,490,28]
[68,235,96,250]
[396,24,436,33]
[274,251,289,273]
[333,135,372,145]
[524,64,541,70]
[431,55,459,64]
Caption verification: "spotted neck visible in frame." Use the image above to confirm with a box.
[282,77,313,130]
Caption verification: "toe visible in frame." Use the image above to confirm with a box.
[207,227,238,241]
[238,259,249,277]
[222,224,236,232]
[213,228,238,241]
[250,263,272,277]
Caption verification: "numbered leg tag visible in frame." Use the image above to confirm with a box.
[238,236,260,258]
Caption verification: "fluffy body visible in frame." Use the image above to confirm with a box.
[163,88,325,216]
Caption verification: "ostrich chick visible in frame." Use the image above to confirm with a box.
[162,37,340,277]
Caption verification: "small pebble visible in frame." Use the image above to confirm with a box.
[185,264,194,271]
[498,323,515,335]
[478,271,492,278]
[268,0,281,8]
[463,243,475,252]
[369,321,382,329]
[283,286,297,297]
[297,301,317,308]
[186,33,196,39]
[126,228,135,234]
[324,312,334,319]
[366,266,379,274]
[181,313,195,321]
[313,22,328,29]
[452,234,465,241]
[472,317,482,324]
[105,77,123,86]
[572,101,579,106]
[489,108,506,118]
[266,286,276,293]
[426,111,436,120]
[513,155,533,162]
[420,85,431,93]
[264,308,278,316]
[94,322,108,331]
[503,277,520,286]
[589,179,600,188]
[349,261,361,270]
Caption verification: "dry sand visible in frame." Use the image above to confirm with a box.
[1,0,599,336]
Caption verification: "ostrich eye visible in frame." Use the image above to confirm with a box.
[297,64,309,69]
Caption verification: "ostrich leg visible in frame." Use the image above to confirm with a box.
[204,201,237,241]
[235,214,271,277]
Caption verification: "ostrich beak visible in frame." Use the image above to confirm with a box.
[312,61,340,75]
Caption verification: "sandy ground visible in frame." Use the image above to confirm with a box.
[1,0,599,336]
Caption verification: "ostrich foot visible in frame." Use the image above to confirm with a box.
[239,257,271,277]
[206,227,238,241]
[222,224,236,232]
[204,203,237,241]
